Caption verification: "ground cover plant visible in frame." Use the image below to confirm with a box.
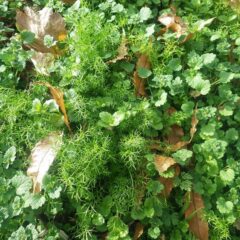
[1,0,240,239]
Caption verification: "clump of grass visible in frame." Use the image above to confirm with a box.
[58,128,114,201]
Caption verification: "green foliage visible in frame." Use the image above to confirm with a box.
[2,0,240,239]
[59,128,113,200]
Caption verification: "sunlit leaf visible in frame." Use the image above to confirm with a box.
[158,13,187,38]
[27,132,63,193]
[31,52,55,76]
[133,222,144,240]
[34,82,71,131]
[16,7,67,54]
[154,155,176,173]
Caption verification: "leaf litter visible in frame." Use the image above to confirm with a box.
[27,132,63,193]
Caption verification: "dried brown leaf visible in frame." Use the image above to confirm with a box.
[136,54,151,70]
[166,124,184,145]
[31,52,55,76]
[27,132,62,193]
[133,222,144,240]
[154,155,176,173]
[189,107,199,143]
[159,165,180,198]
[107,38,128,64]
[158,14,213,44]
[35,82,71,132]
[16,7,67,54]
[133,54,151,97]
[158,14,187,38]
[165,108,184,145]
[133,71,147,97]
[62,0,76,3]
[170,141,188,152]
[168,105,198,151]
[185,192,209,240]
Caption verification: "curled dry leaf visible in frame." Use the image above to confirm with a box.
[165,107,185,145]
[158,13,214,44]
[133,222,144,240]
[185,192,209,240]
[16,7,67,54]
[16,7,67,75]
[170,105,199,151]
[133,54,151,97]
[107,38,128,64]
[27,132,63,193]
[34,82,71,132]
[189,107,199,142]
[159,164,180,198]
[150,106,199,152]
[154,155,176,173]
[158,13,191,43]
[158,14,187,38]
[170,141,188,152]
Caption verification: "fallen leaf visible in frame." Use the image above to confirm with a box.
[169,105,198,151]
[16,7,67,54]
[107,38,128,64]
[16,7,67,74]
[133,222,144,240]
[31,52,55,76]
[133,71,147,97]
[154,155,176,173]
[27,132,63,193]
[151,106,198,152]
[185,192,209,240]
[170,141,188,152]
[166,124,184,145]
[158,13,214,44]
[189,107,199,143]
[133,54,151,97]
[62,0,76,3]
[158,13,187,38]
[159,165,180,198]
[165,108,184,144]
[34,82,71,132]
